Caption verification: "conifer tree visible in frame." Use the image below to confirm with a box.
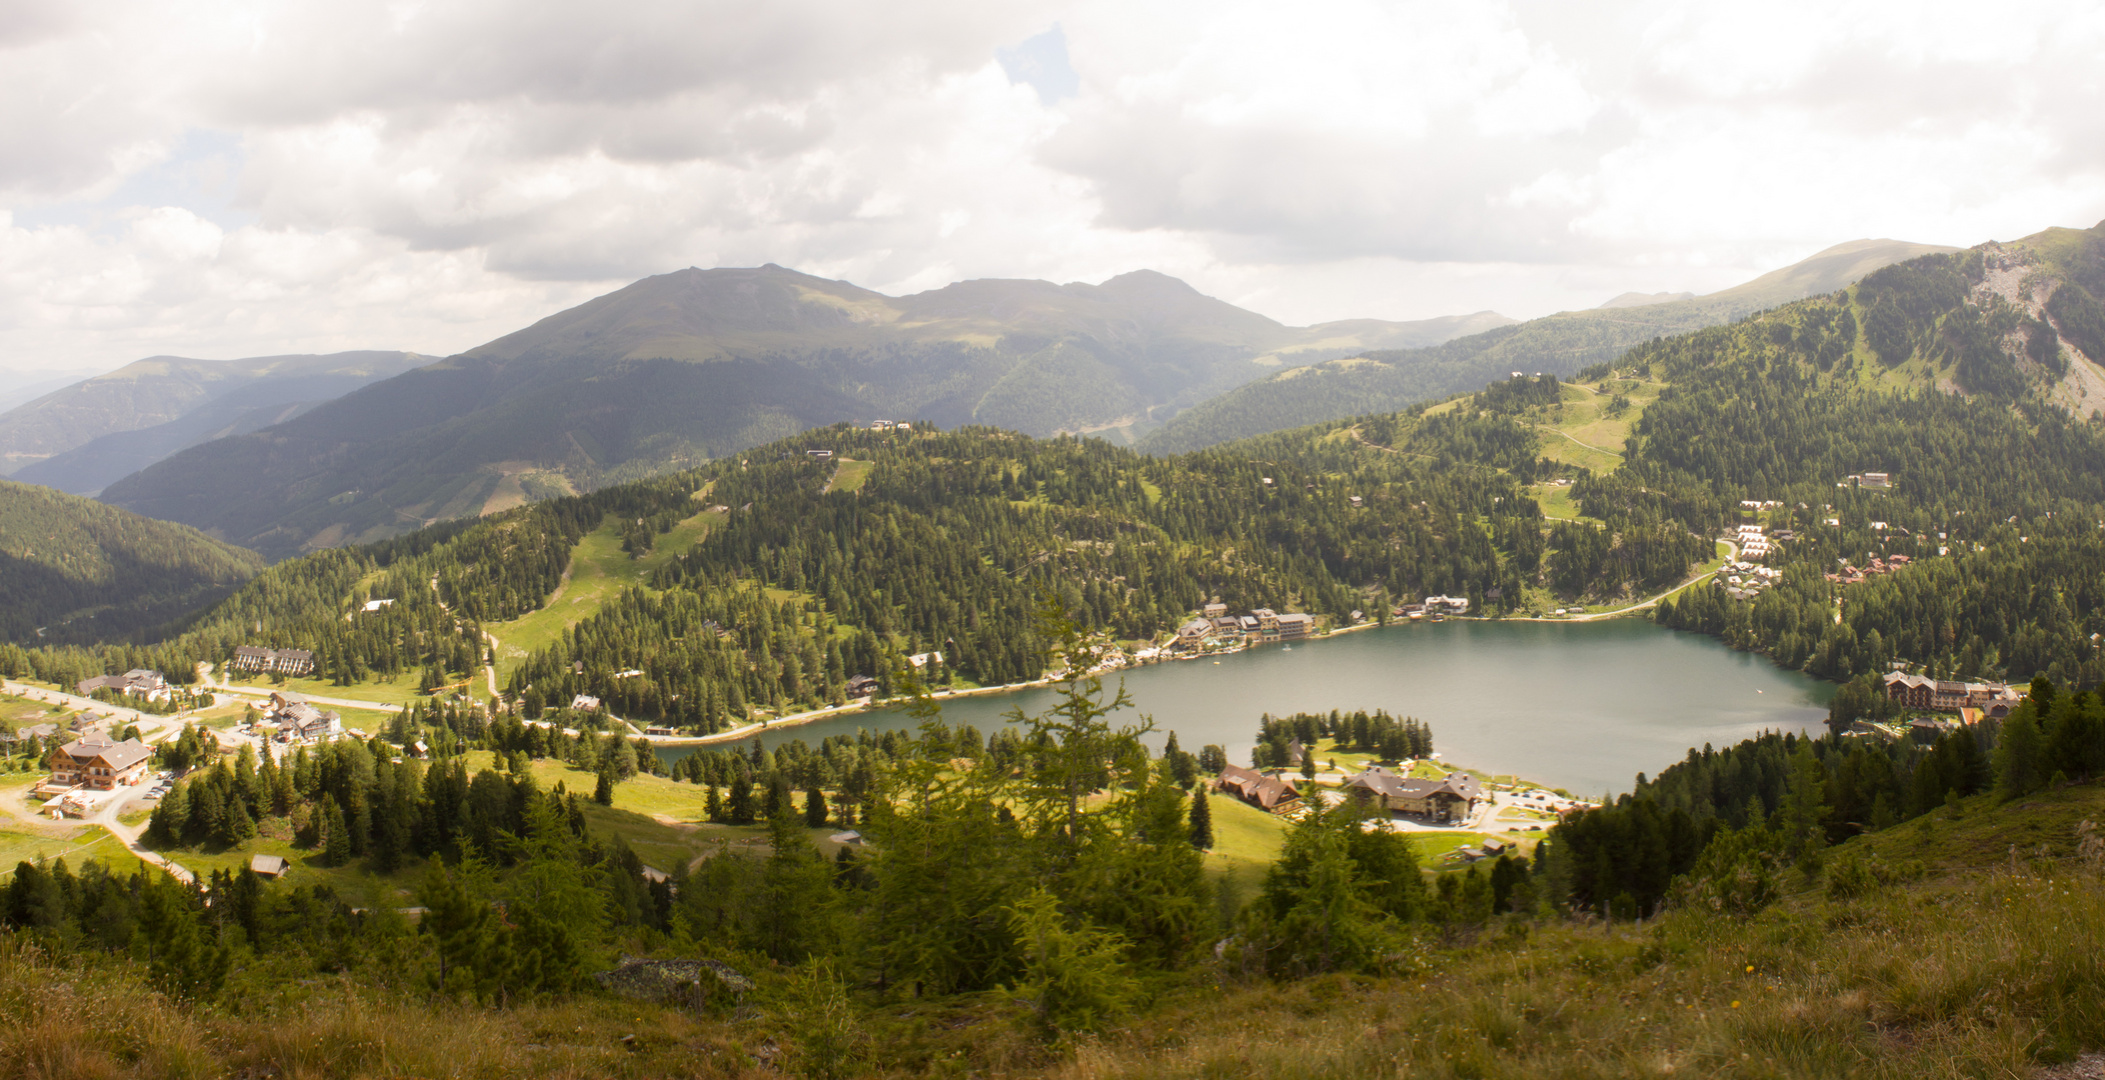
[1188,787,1214,850]
[805,786,829,828]
[1994,706,2046,801]
[320,795,351,866]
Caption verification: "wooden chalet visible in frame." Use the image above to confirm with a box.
[1217,764,1301,812]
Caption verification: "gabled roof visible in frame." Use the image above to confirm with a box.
[57,736,152,772]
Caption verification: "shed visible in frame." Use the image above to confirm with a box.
[249,854,290,879]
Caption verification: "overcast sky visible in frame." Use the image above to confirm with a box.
[4,0,2103,378]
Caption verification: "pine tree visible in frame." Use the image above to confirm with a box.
[1994,706,2046,801]
[593,764,616,806]
[320,795,351,866]
[1188,788,1214,850]
[705,785,725,823]
[804,787,829,828]
[418,859,500,999]
[728,777,756,825]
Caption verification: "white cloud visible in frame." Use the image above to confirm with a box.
[1,0,2103,376]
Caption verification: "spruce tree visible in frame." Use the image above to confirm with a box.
[593,764,616,806]
[1994,706,2046,801]
[1188,787,1214,850]
[320,795,351,866]
[728,777,756,825]
[804,787,829,828]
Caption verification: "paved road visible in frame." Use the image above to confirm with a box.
[2,679,192,744]
[202,673,405,714]
[86,788,194,885]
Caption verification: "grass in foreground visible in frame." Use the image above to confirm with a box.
[6,785,2104,1078]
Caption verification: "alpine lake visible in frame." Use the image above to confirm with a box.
[666,619,1836,798]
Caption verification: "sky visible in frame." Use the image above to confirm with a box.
[3,0,2103,378]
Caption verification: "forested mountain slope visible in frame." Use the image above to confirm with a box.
[0,351,430,492]
[1139,237,1955,453]
[13,416,1561,728]
[0,478,264,644]
[97,266,1506,560]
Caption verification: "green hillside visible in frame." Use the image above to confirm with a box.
[97,267,1508,559]
[1139,238,1956,454]
[0,478,264,644]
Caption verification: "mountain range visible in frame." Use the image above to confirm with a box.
[0,351,432,493]
[3,237,1967,561]
[1135,238,1959,453]
[92,268,1505,559]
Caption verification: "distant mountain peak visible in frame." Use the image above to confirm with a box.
[1597,291,1696,310]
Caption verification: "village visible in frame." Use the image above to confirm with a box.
[1208,736,1596,868]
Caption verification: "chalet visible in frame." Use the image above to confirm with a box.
[409,740,430,759]
[1423,595,1470,615]
[229,646,316,677]
[1202,602,1228,619]
[571,694,603,712]
[644,726,677,736]
[1341,766,1482,823]
[75,669,170,702]
[1348,495,1364,508]
[1175,619,1213,648]
[1217,764,1301,812]
[249,854,290,879]
[361,598,395,612]
[907,650,943,669]
[846,674,879,698]
[271,702,342,742]
[48,736,153,791]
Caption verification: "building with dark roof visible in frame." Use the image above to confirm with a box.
[1342,766,1482,823]
[1217,764,1301,812]
[49,736,153,790]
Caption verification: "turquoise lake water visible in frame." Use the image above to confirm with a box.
[669,620,1834,797]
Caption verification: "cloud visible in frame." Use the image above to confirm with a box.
[2,0,2104,375]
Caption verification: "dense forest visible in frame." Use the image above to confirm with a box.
[0,479,264,645]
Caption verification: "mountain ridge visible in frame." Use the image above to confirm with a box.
[94,267,1509,559]
[1136,237,1959,454]
[0,350,432,492]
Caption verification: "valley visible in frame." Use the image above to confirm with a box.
[4,222,2105,1080]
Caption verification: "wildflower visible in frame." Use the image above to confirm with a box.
[1731,1001,1740,1008]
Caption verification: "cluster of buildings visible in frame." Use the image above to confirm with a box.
[867,420,913,431]
[1881,673,2023,723]
[1735,523,1774,559]
[1719,561,1783,601]
[258,691,344,744]
[228,646,317,677]
[1213,761,1488,826]
[74,669,170,702]
[1175,604,1316,649]
[1826,552,1911,586]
